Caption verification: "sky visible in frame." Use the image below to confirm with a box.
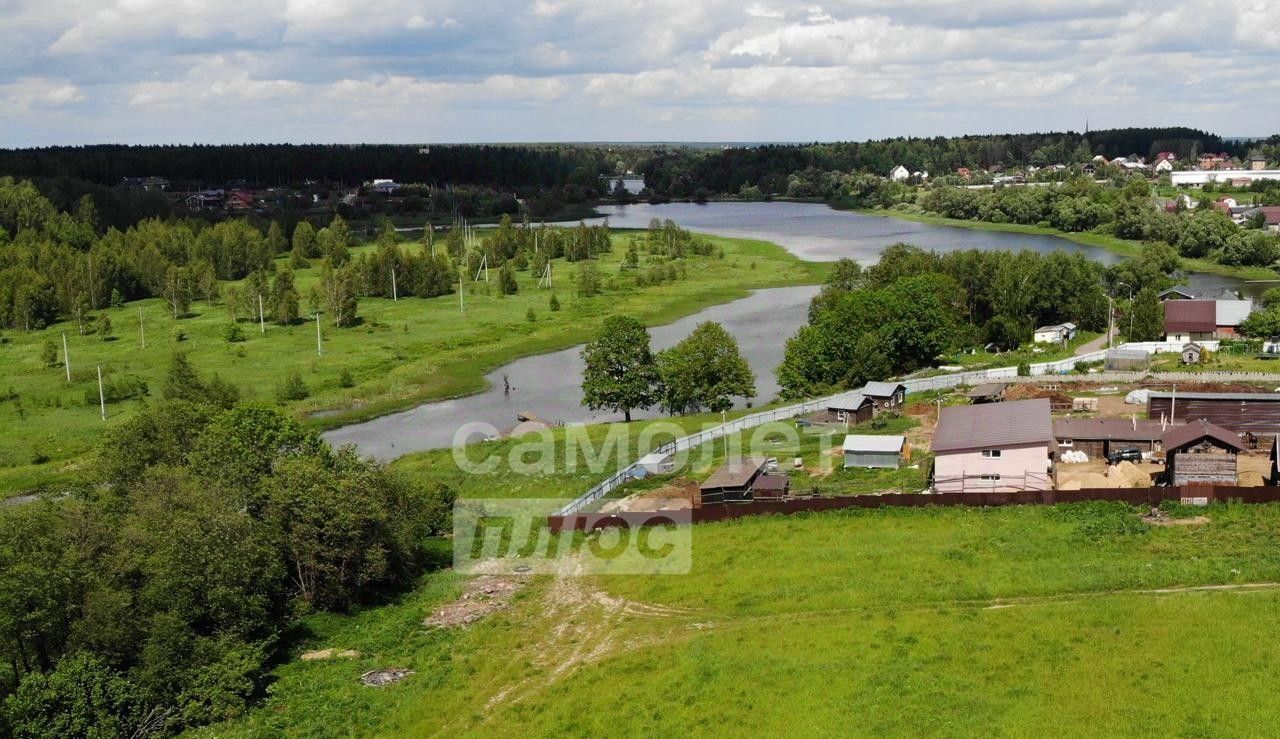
[2,1,1279,146]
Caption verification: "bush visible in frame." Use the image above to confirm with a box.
[223,323,246,343]
[1016,360,1031,376]
[549,294,561,312]
[94,314,112,340]
[275,372,310,402]
[3,654,150,739]
[338,368,355,388]
[85,374,149,405]
[40,340,58,367]
[526,307,536,323]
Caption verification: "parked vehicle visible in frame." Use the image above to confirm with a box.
[1106,447,1143,465]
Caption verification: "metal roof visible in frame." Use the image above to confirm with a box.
[843,435,906,453]
[1163,300,1217,333]
[1148,391,1280,401]
[1162,419,1246,452]
[1054,418,1175,441]
[699,457,768,491]
[966,382,1009,398]
[1215,299,1253,327]
[861,381,905,398]
[1106,349,1149,360]
[827,393,871,410]
[932,398,1054,453]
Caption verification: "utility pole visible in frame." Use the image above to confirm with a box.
[258,293,266,334]
[1107,294,1114,349]
[459,272,465,313]
[315,312,323,356]
[391,267,398,301]
[62,332,71,383]
[96,364,106,420]
[138,307,145,349]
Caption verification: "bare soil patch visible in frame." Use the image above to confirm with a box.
[424,575,524,628]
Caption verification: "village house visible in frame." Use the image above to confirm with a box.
[1163,420,1244,486]
[931,398,1055,493]
[1158,286,1197,301]
[1033,322,1076,344]
[861,381,907,414]
[1054,417,1172,459]
[370,178,402,195]
[1260,206,1280,233]
[1163,299,1252,342]
[889,165,910,182]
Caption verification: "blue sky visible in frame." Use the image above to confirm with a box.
[3,1,1278,146]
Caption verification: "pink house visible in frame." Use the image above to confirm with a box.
[931,398,1054,493]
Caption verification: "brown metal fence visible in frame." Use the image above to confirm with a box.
[546,485,1280,532]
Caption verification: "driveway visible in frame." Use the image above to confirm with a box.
[1075,333,1110,356]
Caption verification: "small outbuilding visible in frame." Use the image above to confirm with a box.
[1105,348,1149,371]
[1163,420,1245,486]
[1033,323,1077,344]
[826,393,875,425]
[1181,342,1205,365]
[843,435,906,469]
[966,382,1008,404]
[699,457,769,503]
[751,474,791,500]
[861,381,907,414]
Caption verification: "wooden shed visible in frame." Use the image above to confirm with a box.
[1147,391,1280,438]
[826,393,874,425]
[861,382,907,414]
[1163,420,1245,486]
[699,457,769,503]
[1181,343,1204,365]
[751,474,791,500]
[967,382,1008,404]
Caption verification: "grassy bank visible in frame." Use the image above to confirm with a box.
[0,231,826,495]
[190,498,1280,737]
[852,206,1280,282]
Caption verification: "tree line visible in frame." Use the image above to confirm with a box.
[0,354,454,737]
[774,243,1180,399]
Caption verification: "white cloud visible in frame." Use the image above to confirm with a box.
[1,76,85,109]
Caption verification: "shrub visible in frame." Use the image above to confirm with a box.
[85,374,149,405]
[94,314,112,340]
[276,372,310,403]
[338,368,355,388]
[223,323,246,343]
[40,340,58,367]
[1016,360,1031,376]
[549,294,561,312]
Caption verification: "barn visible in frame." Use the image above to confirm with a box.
[967,382,1008,404]
[1163,420,1244,486]
[1147,391,1280,439]
[1053,418,1172,458]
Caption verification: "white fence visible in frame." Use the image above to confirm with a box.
[551,343,1276,515]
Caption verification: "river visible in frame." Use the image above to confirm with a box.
[324,201,1261,460]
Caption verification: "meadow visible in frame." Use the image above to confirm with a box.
[189,498,1280,738]
[0,230,825,494]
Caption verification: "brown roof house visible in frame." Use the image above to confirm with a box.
[699,457,769,503]
[1163,420,1245,486]
[1054,417,1174,459]
[1164,299,1252,341]
[932,398,1055,493]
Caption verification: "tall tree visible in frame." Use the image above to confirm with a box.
[657,321,755,414]
[580,315,662,422]
[270,267,300,325]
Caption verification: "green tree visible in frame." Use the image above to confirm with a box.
[266,221,287,254]
[549,294,561,312]
[580,316,662,422]
[275,372,310,403]
[269,267,300,325]
[576,262,601,297]
[162,353,206,403]
[292,220,318,259]
[1129,287,1164,341]
[3,654,150,739]
[498,263,518,296]
[657,322,754,414]
[94,313,112,340]
[40,340,58,367]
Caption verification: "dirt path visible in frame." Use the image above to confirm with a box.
[1075,332,1111,356]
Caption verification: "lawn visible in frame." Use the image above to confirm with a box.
[189,500,1280,738]
[0,229,826,495]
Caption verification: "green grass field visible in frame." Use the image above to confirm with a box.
[0,231,825,495]
[189,499,1280,738]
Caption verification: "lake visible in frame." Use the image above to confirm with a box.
[325,202,1261,459]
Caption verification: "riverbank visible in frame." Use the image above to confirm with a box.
[0,231,826,496]
[848,205,1280,283]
